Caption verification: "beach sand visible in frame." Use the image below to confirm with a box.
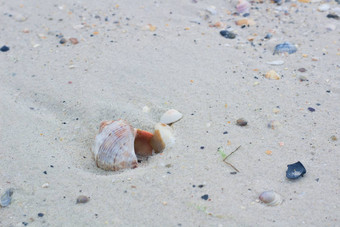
[1,0,340,226]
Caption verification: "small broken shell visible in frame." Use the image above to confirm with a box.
[134,129,154,156]
[265,70,280,80]
[93,120,138,171]
[0,188,14,207]
[286,161,306,179]
[259,191,282,206]
[273,42,297,55]
[150,123,175,153]
[236,0,251,13]
[160,109,183,124]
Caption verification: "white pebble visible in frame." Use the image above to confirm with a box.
[42,183,49,188]
[318,4,330,12]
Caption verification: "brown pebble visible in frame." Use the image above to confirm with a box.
[298,68,307,72]
[76,195,89,204]
[69,38,79,45]
[236,118,247,127]
[330,135,337,141]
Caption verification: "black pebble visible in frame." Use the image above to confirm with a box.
[43,171,47,174]
[200,146,205,150]
[223,131,228,134]
[198,184,204,188]
[22,222,28,226]
[38,213,44,217]
[230,171,237,175]
[308,107,315,112]
[220,30,236,39]
[1,45,10,52]
[327,14,339,20]
[201,194,209,200]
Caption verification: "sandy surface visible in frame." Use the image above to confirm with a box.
[1,0,340,226]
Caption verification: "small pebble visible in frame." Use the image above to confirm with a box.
[37,213,44,217]
[330,135,337,141]
[0,45,10,52]
[230,171,237,175]
[308,107,315,112]
[201,194,209,200]
[76,195,90,204]
[42,183,49,188]
[220,30,236,39]
[236,118,248,126]
[298,68,307,72]
[268,120,281,129]
[200,146,205,150]
[327,14,339,20]
[59,38,67,44]
[69,38,79,44]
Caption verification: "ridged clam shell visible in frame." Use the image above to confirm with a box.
[160,109,183,124]
[150,123,175,153]
[93,120,138,171]
[259,191,282,206]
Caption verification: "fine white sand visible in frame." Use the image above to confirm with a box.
[1,0,340,226]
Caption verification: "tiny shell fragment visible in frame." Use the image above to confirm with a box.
[69,38,79,44]
[235,18,255,26]
[273,42,297,55]
[0,188,14,207]
[160,109,183,124]
[76,195,90,204]
[265,70,280,80]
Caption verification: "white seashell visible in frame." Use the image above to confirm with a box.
[93,120,138,171]
[236,0,251,14]
[259,191,282,206]
[150,123,175,153]
[266,60,284,65]
[160,109,183,124]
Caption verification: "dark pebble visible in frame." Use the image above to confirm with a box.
[1,45,10,52]
[243,13,250,17]
[236,118,248,126]
[22,222,28,226]
[198,184,204,188]
[230,171,237,175]
[298,68,307,72]
[38,213,44,217]
[327,14,339,20]
[308,107,315,112]
[59,38,67,44]
[220,30,236,39]
[43,171,47,174]
[76,195,90,204]
[200,146,205,150]
[223,131,228,134]
[201,194,209,200]
[264,33,272,39]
